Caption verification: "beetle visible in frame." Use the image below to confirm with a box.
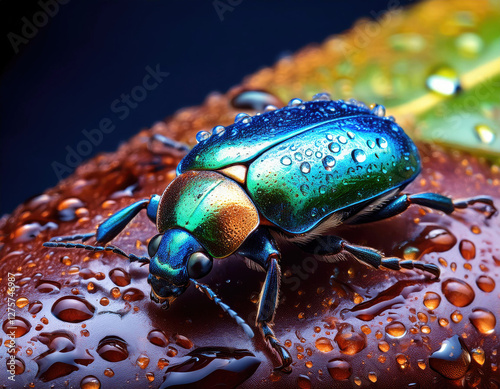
[44,94,497,370]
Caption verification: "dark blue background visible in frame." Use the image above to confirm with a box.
[0,0,416,215]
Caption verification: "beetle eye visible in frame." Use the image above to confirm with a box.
[148,234,163,257]
[187,252,213,279]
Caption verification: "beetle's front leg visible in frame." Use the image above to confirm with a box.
[238,228,292,371]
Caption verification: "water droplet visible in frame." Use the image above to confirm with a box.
[297,375,311,389]
[423,292,441,310]
[469,308,496,334]
[104,368,114,377]
[80,375,101,389]
[280,156,292,166]
[474,124,496,145]
[396,354,409,370]
[305,149,313,157]
[476,275,495,293]
[385,321,406,338]
[97,336,129,362]
[429,335,471,380]
[147,330,169,347]
[111,287,121,299]
[137,354,150,369]
[352,149,366,163]
[426,66,461,96]
[300,184,309,196]
[212,125,226,136]
[99,297,109,306]
[264,105,277,112]
[368,371,377,383]
[367,140,375,149]
[323,155,336,170]
[459,239,476,260]
[376,137,388,149]
[3,317,31,338]
[315,151,323,159]
[36,280,61,294]
[347,131,355,139]
[109,268,131,287]
[456,33,483,57]
[195,131,210,142]
[451,310,463,323]
[57,198,85,221]
[51,296,95,323]
[28,301,43,314]
[288,98,303,107]
[315,337,334,353]
[234,112,252,124]
[294,152,303,161]
[300,162,311,174]
[442,278,475,307]
[329,142,341,153]
[327,359,352,380]
[337,136,347,144]
[146,372,155,382]
[161,347,260,388]
[334,324,366,355]
[158,358,169,369]
[175,334,194,349]
[471,347,485,365]
[371,104,386,117]
[378,341,390,352]
[319,185,327,195]
[16,297,29,308]
[312,92,331,101]
[231,90,281,111]
[122,288,144,302]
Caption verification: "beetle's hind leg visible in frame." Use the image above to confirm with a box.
[299,235,440,278]
[352,193,497,223]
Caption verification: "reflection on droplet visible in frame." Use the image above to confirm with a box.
[429,335,471,380]
[471,347,485,365]
[376,137,388,149]
[423,292,441,310]
[329,143,341,153]
[474,124,496,145]
[196,131,210,142]
[327,359,352,380]
[469,308,496,334]
[97,336,129,362]
[80,375,101,389]
[442,278,475,307]
[352,149,366,163]
[334,324,366,355]
[426,66,461,96]
[300,162,311,174]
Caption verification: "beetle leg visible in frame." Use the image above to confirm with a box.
[95,195,160,244]
[352,193,496,223]
[148,133,190,154]
[49,232,95,243]
[299,235,440,278]
[238,229,292,371]
[43,242,150,264]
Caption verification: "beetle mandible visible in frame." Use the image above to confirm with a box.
[44,94,497,370]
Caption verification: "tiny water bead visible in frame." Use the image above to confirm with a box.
[429,335,471,380]
[328,142,341,153]
[442,278,475,307]
[423,292,441,310]
[469,308,496,334]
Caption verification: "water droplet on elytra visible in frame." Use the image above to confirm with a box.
[231,90,281,111]
[334,324,366,355]
[474,124,496,145]
[329,142,341,153]
[315,337,334,353]
[109,268,131,287]
[323,155,336,170]
[352,149,366,163]
[300,162,311,174]
[459,239,476,260]
[3,317,31,338]
[471,347,485,365]
[280,156,292,166]
[337,136,347,144]
[377,137,388,149]
[195,131,210,142]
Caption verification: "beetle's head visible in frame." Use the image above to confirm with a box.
[147,228,213,309]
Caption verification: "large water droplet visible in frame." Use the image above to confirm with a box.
[476,275,495,293]
[288,98,303,107]
[148,330,169,347]
[352,149,366,163]
[334,324,366,355]
[300,162,311,174]
[315,337,334,353]
[426,66,461,96]
[80,375,101,389]
[97,336,129,362]
[429,335,471,380]
[36,280,61,294]
[376,137,388,149]
[327,359,352,380]
[442,278,475,307]
[385,321,406,338]
[459,239,476,260]
[474,124,496,145]
[469,308,496,334]
[51,296,95,323]
[337,136,347,144]
[231,90,281,111]
[212,125,226,136]
[109,268,131,287]
[371,104,386,117]
[3,317,31,338]
[195,131,210,142]
[329,142,341,153]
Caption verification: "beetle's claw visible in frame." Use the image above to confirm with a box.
[267,336,293,372]
[161,300,170,310]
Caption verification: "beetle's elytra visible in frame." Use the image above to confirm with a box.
[44,93,497,370]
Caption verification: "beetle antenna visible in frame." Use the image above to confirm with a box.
[191,279,254,339]
[43,242,150,264]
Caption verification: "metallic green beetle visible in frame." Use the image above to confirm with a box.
[44,94,496,370]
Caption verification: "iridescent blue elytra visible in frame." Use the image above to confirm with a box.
[44,94,496,371]
[179,99,420,233]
